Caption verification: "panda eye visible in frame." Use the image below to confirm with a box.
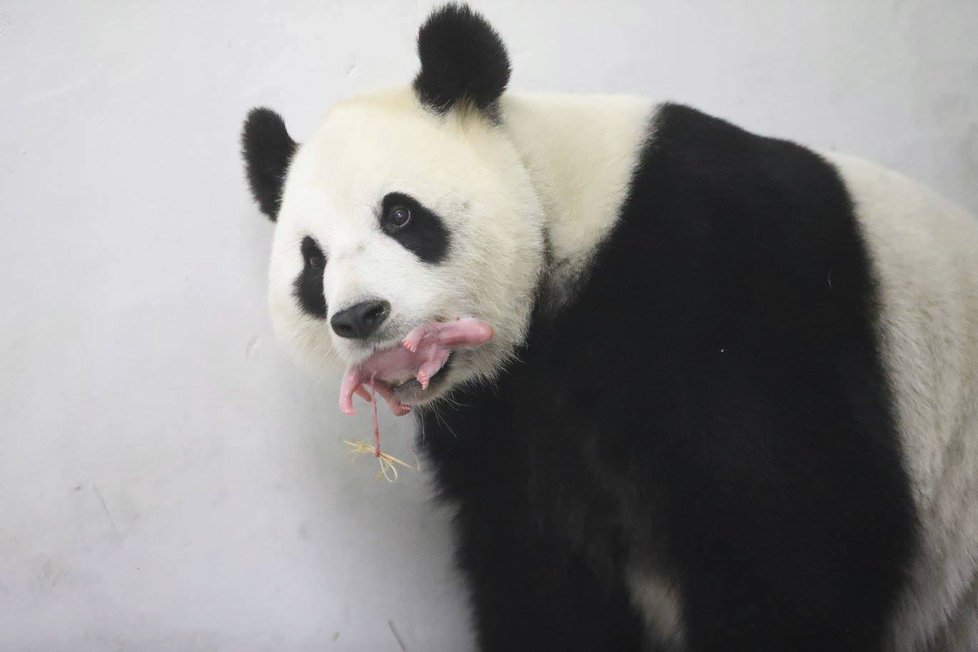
[386,205,412,229]
[300,236,326,269]
[307,252,324,268]
[378,191,449,263]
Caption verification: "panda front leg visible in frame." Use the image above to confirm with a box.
[449,486,649,652]
[420,409,649,650]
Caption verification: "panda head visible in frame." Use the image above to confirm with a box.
[242,4,545,408]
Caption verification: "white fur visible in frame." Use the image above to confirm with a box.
[627,566,685,647]
[828,152,978,652]
[500,93,653,304]
[269,88,545,403]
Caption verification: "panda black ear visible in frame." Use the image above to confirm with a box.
[413,3,511,117]
[241,107,297,221]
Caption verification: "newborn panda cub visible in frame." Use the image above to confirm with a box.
[242,5,978,651]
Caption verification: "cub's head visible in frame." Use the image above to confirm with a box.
[242,5,544,407]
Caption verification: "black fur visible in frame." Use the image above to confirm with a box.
[241,107,297,220]
[294,236,327,318]
[381,192,451,264]
[414,4,511,117]
[420,104,916,651]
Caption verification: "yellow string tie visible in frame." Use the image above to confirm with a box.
[343,439,417,482]
[342,376,418,482]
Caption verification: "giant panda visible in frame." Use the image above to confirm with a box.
[240,5,978,651]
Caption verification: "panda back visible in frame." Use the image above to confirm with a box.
[830,151,978,651]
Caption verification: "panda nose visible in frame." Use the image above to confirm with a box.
[330,299,391,340]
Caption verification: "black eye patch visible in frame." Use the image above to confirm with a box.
[293,236,327,318]
[380,192,451,264]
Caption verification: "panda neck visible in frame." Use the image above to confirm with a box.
[500,92,653,297]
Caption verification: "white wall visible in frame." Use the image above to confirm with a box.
[1,1,976,650]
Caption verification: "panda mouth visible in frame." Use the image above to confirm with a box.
[337,318,494,416]
[391,353,453,395]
